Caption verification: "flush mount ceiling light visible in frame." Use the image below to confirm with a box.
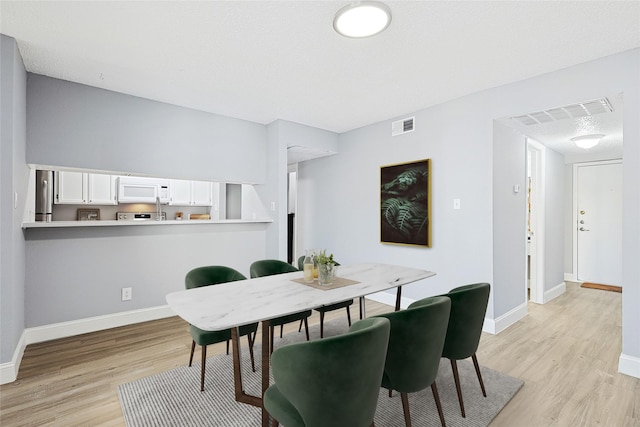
[333,2,391,38]
[571,134,605,149]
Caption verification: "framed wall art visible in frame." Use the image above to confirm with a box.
[380,159,431,247]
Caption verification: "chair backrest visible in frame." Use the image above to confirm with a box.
[270,317,390,427]
[441,282,491,360]
[249,259,298,278]
[185,265,246,289]
[379,296,451,393]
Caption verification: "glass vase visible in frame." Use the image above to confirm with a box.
[318,263,336,286]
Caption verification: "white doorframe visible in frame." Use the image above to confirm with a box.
[572,159,622,282]
[288,163,298,264]
[527,139,545,304]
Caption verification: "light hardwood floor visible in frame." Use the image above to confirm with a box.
[1,282,638,426]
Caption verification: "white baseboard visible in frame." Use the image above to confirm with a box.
[483,302,527,335]
[544,282,566,303]
[369,291,527,336]
[619,353,640,379]
[564,273,576,282]
[0,305,175,385]
[0,331,27,385]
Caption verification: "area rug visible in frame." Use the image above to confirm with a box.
[118,319,523,427]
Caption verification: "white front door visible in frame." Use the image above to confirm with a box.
[575,161,623,285]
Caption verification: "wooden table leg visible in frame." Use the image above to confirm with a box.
[359,296,366,319]
[261,319,270,427]
[395,286,402,311]
[231,327,263,408]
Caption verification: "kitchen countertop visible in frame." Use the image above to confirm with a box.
[22,218,273,229]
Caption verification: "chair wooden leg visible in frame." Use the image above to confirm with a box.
[303,317,310,341]
[189,340,196,366]
[370,422,375,427]
[450,359,465,417]
[431,382,446,427]
[247,334,256,372]
[389,388,393,397]
[346,305,352,326]
[400,392,412,427]
[320,311,325,338]
[298,319,303,332]
[226,339,230,355]
[472,354,487,397]
[280,324,284,338]
[200,345,207,392]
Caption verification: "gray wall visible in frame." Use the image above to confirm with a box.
[492,122,527,315]
[24,224,268,326]
[1,35,28,363]
[19,74,281,328]
[544,147,565,289]
[297,49,640,369]
[26,74,267,184]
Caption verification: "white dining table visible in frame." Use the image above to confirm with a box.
[166,262,436,427]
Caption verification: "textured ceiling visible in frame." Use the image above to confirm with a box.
[1,1,639,148]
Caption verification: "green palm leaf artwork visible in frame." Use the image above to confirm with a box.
[380,159,431,247]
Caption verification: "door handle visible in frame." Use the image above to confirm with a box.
[579,227,590,231]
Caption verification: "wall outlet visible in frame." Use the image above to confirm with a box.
[121,287,132,301]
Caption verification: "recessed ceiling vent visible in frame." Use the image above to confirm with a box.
[392,116,415,136]
[511,98,613,126]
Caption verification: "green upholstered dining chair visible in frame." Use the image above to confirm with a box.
[249,259,312,353]
[185,265,258,392]
[440,282,491,418]
[297,255,353,338]
[264,317,391,427]
[375,296,451,427]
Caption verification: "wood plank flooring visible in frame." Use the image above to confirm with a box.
[1,282,638,426]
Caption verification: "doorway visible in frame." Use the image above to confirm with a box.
[526,139,545,304]
[573,160,623,286]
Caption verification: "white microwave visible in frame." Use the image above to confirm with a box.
[117,177,170,204]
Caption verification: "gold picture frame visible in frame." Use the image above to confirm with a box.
[77,208,100,221]
[380,159,431,247]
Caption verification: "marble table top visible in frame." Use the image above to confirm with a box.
[166,263,435,331]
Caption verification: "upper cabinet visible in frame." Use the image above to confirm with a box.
[169,179,212,206]
[55,171,117,205]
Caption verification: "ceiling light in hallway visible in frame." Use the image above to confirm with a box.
[571,134,605,149]
[333,2,391,38]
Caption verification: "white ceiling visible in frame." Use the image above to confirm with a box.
[1,1,639,155]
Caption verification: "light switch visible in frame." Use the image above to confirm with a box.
[453,199,461,210]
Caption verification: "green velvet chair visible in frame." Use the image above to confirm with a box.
[440,282,491,417]
[375,296,451,427]
[297,255,353,338]
[185,265,258,392]
[264,317,391,427]
[249,259,312,353]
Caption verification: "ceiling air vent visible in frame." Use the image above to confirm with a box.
[511,98,613,127]
[392,116,415,136]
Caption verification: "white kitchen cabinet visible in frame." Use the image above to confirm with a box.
[87,174,117,204]
[55,171,86,204]
[55,171,117,205]
[191,181,213,206]
[169,179,212,206]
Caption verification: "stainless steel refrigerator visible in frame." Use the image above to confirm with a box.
[35,170,53,222]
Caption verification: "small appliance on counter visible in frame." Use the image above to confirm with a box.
[116,212,166,221]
